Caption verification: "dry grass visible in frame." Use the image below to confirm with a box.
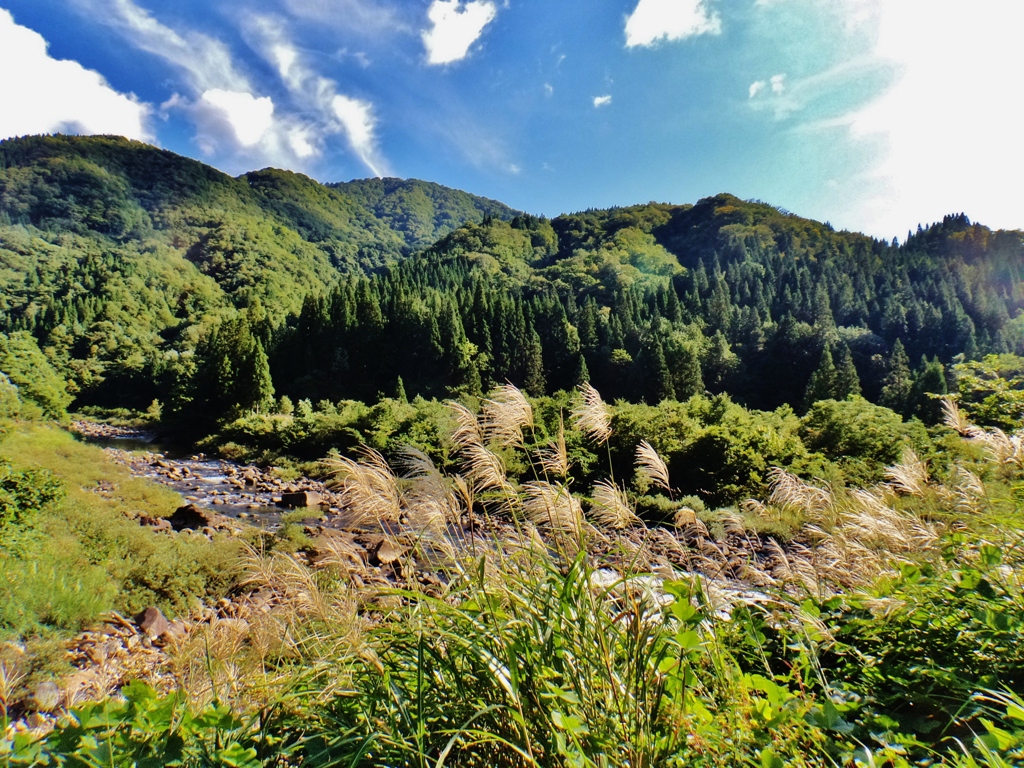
[885,448,929,497]
[590,479,640,530]
[635,440,671,493]
[572,382,611,444]
[537,415,571,480]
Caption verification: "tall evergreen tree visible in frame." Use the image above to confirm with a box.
[911,358,947,424]
[637,332,675,404]
[241,339,275,414]
[834,343,862,399]
[804,348,837,410]
[522,329,546,396]
[880,339,913,415]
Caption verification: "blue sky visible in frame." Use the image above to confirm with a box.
[1,0,1022,239]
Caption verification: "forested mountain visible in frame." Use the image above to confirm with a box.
[0,135,516,404]
[2,134,1023,431]
[271,198,1024,417]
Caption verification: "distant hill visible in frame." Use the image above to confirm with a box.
[0,135,516,402]
[1,134,1023,415]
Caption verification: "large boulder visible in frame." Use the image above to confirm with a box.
[167,504,219,531]
[134,606,170,640]
[279,491,322,508]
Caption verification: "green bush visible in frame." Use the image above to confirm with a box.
[0,457,63,536]
[0,332,71,419]
[800,397,927,485]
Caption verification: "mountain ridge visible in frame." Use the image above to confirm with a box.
[2,134,1023,418]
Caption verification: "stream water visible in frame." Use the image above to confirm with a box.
[74,422,340,529]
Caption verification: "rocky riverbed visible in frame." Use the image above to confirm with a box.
[71,421,345,528]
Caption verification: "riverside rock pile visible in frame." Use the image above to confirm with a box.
[105,448,345,522]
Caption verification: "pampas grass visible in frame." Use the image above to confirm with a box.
[480,383,534,448]
[572,382,612,444]
[635,440,671,493]
[589,479,640,530]
[537,415,571,480]
[885,449,929,497]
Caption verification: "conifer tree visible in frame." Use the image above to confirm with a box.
[523,329,546,396]
[574,354,590,387]
[880,339,913,415]
[637,332,675,404]
[834,343,861,399]
[911,358,947,424]
[244,339,275,415]
[804,347,836,410]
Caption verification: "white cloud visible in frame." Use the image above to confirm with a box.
[282,0,406,37]
[198,89,275,147]
[624,0,721,48]
[246,16,390,176]
[331,95,384,176]
[748,80,765,98]
[422,0,498,65]
[0,8,151,141]
[543,82,554,97]
[87,0,250,92]
[846,0,1024,236]
[593,95,613,108]
[770,73,786,93]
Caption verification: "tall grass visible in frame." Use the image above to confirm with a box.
[11,386,1024,766]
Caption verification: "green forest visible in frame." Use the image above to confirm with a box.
[4,134,1024,766]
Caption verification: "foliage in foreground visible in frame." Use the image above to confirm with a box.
[5,385,1024,766]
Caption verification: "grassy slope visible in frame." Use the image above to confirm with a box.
[0,423,239,638]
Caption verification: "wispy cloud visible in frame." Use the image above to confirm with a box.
[75,0,279,159]
[246,15,389,176]
[593,95,612,108]
[72,0,389,175]
[281,0,407,38]
[748,59,874,119]
[0,8,151,141]
[624,0,721,48]
[422,0,498,65]
[83,0,250,92]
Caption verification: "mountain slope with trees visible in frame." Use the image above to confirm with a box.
[2,134,1023,431]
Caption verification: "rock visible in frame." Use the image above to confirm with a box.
[135,606,170,639]
[138,514,172,532]
[167,504,218,531]
[674,507,698,527]
[279,490,323,508]
[32,682,61,712]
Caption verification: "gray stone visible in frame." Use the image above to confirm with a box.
[32,682,61,712]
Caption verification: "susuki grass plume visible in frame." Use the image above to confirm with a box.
[635,440,671,494]
[447,400,513,494]
[589,479,640,530]
[537,415,571,480]
[572,382,612,444]
[325,446,402,527]
[480,383,534,448]
[522,481,585,551]
[767,468,833,521]
[885,448,929,497]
